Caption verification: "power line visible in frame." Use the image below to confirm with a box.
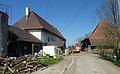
[66,0,89,27]
[7,4,12,25]
[26,0,29,7]
[45,0,49,18]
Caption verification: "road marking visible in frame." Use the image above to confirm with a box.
[59,57,75,74]
[67,58,74,69]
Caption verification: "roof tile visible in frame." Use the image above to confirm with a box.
[14,11,65,40]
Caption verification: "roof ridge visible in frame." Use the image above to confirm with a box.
[31,11,65,39]
[32,11,56,29]
[91,19,112,34]
[13,11,65,39]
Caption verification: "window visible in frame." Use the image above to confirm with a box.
[48,37,50,42]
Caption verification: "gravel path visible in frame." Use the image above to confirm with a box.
[65,52,120,74]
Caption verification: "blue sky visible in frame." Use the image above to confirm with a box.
[0,0,104,46]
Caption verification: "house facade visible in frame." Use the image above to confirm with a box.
[13,10,66,51]
[28,29,64,44]
[0,8,65,57]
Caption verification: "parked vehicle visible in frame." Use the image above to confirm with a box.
[73,46,81,53]
[43,46,62,56]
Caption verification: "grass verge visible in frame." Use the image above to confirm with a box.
[34,56,63,66]
[100,56,120,67]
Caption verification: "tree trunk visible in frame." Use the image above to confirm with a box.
[118,49,120,62]
[116,49,120,62]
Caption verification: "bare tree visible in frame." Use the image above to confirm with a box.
[96,0,120,26]
[96,0,120,62]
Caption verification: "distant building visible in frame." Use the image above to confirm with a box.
[81,19,113,49]
[72,43,81,53]
[89,19,113,46]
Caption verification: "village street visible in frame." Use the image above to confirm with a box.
[33,52,120,74]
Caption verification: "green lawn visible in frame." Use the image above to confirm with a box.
[34,56,63,66]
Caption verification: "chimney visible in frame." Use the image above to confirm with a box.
[26,7,30,16]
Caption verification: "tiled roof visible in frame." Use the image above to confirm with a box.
[9,26,41,43]
[89,19,113,46]
[13,11,65,40]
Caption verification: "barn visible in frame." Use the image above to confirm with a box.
[81,19,113,49]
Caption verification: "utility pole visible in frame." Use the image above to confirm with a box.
[118,0,120,16]
[114,0,120,62]
[116,0,120,26]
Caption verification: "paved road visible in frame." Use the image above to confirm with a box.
[65,52,120,74]
[32,52,120,74]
